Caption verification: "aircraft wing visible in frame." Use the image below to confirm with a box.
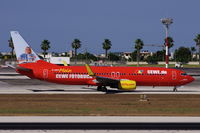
[85,64,120,85]
[5,64,16,69]
[85,64,137,90]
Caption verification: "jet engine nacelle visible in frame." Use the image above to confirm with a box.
[118,80,136,90]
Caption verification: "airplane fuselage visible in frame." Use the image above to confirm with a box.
[16,60,194,88]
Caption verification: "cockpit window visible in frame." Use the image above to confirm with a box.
[181,73,187,76]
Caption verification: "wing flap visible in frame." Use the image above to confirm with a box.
[96,76,119,85]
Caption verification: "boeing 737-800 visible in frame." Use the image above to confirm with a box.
[10,31,194,92]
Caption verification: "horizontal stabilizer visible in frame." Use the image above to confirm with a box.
[16,66,33,73]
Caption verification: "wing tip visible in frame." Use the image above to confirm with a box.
[85,64,95,76]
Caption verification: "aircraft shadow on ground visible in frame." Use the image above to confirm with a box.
[29,88,97,92]
[28,87,199,93]
[81,87,126,94]
[29,89,65,92]
[105,89,199,94]
[83,87,199,93]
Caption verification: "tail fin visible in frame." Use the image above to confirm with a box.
[10,31,40,64]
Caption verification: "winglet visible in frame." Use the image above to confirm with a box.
[5,64,16,69]
[85,64,95,76]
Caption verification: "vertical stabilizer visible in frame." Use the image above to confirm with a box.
[10,31,40,64]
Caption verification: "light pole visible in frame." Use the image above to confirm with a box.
[161,18,173,68]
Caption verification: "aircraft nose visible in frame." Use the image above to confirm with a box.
[188,75,195,83]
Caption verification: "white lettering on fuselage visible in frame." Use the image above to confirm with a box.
[55,74,92,79]
[147,70,167,75]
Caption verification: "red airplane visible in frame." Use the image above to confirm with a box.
[11,31,194,92]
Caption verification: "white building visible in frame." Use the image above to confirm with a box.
[49,57,70,65]
[123,52,132,60]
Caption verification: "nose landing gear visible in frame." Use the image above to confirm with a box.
[173,86,177,92]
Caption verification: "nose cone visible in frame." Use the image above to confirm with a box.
[188,75,195,83]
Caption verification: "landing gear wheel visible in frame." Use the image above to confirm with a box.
[173,86,177,92]
[101,86,107,92]
[97,86,102,91]
[97,86,107,92]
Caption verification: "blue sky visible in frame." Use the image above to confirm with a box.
[0,0,200,54]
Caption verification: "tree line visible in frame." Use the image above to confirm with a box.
[5,34,200,65]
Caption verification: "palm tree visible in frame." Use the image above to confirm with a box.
[8,37,14,59]
[190,47,196,61]
[194,34,200,64]
[71,39,81,57]
[134,39,144,66]
[164,36,174,49]
[102,39,112,58]
[71,39,81,64]
[41,40,51,59]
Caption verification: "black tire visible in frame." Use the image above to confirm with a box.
[97,86,102,91]
[101,86,107,92]
[173,87,177,92]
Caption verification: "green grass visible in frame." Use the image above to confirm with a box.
[1,94,200,116]
[71,63,200,68]
[128,64,169,67]
[128,64,200,68]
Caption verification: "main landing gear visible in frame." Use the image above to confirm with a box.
[173,86,177,92]
[97,86,107,92]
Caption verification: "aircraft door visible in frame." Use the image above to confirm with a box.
[116,72,120,78]
[172,71,176,80]
[111,72,120,78]
[111,72,115,78]
[43,69,48,80]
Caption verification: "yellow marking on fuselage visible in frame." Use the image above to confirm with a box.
[59,68,72,73]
